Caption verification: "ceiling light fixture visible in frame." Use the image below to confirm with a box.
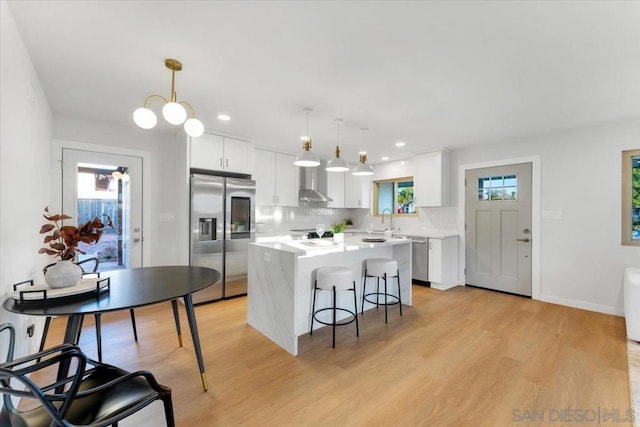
[133,58,204,137]
[326,118,350,172]
[395,141,406,147]
[217,114,231,121]
[294,108,320,167]
[352,128,374,176]
[381,156,389,161]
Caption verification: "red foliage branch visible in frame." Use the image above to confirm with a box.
[38,206,113,261]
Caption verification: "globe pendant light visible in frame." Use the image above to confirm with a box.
[133,58,205,137]
[294,108,320,167]
[352,128,374,176]
[326,118,350,172]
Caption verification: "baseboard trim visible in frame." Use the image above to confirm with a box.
[539,293,624,317]
[430,281,462,291]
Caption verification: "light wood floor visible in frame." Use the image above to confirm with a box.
[43,285,631,426]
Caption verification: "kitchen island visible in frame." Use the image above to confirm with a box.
[247,235,411,355]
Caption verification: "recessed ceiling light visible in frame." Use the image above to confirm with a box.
[217,114,231,121]
[381,156,389,161]
[395,141,405,147]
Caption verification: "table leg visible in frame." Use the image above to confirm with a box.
[183,294,207,391]
[56,314,84,393]
[63,314,84,344]
[171,299,183,347]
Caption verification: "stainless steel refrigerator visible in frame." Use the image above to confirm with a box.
[190,174,255,304]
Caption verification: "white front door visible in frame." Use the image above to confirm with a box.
[465,163,532,296]
[62,149,143,270]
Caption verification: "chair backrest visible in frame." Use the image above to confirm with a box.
[0,323,14,365]
[76,257,99,273]
[0,347,87,427]
[43,257,100,274]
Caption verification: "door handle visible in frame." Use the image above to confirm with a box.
[225,158,229,168]
[133,237,141,243]
[516,238,530,243]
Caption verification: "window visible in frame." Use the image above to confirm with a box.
[622,149,640,246]
[374,177,415,216]
[477,174,518,201]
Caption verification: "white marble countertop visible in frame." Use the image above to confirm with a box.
[251,235,410,257]
[345,229,459,239]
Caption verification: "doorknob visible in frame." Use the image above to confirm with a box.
[133,237,141,243]
[516,238,530,243]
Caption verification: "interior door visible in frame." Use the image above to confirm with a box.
[465,163,532,296]
[62,149,143,270]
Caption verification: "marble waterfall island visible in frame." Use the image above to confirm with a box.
[247,236,412,355]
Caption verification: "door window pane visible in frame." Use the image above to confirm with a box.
[477,174,518,202]
[76,164,127,271]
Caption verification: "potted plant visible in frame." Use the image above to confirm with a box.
[38,206,112,288]
[344,217,354,228]
[331,222,346,243]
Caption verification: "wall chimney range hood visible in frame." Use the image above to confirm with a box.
[298,165,332,203]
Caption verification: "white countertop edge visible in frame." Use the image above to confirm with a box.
[251,236,410,256]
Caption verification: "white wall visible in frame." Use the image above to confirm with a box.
[450,117,640,315]
[53,115,183,266]
[0,0,53,357]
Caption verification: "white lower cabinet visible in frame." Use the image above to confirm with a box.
[428,235,459,290]
[254,149,298,207]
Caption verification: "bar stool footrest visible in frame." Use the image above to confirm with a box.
[363,292,401,306]
[313,307,358,327]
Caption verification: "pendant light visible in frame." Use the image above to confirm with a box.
[294,108,321,167]
[352,128,374,176]
[326,119,350,172]
[133,58,204,137]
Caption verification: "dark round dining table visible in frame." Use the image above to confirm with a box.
[3,265,220,391]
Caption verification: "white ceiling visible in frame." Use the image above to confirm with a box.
[8,1,640,163]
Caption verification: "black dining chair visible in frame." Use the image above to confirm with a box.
[38,257,139,362]
[0,323,175,427]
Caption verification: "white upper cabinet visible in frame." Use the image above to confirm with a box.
[190,133,251,174]
[190,133,223,170]
[222,136,251,174]
[274,152,298,207]
[326,171,345,208]
[253,149,298,207]
[344,167,372,209]
[414,150,450,207]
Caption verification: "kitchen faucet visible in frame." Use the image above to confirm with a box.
[381,208,393,231]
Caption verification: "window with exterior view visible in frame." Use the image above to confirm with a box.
[622,150,640,245]
[374,177,415,216]
[477,175,518,201]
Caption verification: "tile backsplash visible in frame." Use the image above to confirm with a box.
[256,205,459,236]
[256,206,369,235]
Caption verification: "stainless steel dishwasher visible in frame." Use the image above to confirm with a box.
[410,236,429,285]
